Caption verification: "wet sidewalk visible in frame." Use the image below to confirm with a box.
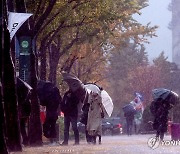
[11,134,180,154]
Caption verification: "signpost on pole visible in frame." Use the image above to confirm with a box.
[18,36,31,83]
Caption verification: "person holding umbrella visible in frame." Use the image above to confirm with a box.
[61,89,80,146]
[42,87,62,145]
[37,80,62,145]
[150,88,179,140]
[150,98,169,140]
[123,103,136,136]
[61,72,114,144]
[130,93,144,134]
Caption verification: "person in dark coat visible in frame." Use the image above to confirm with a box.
[150,99,169,140]
[124,112,135,136]
[61,89,80,145]
[43,87,62,144]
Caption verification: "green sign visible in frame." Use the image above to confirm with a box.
[21,40,29,48]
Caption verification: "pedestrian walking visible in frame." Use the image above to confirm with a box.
[43,87,62,145]
[130,95,144,134]
[86,91,104,144]
[61,89,80,145]
[123,101,137,136]
[150,99,168,140]
[124,112,134,136]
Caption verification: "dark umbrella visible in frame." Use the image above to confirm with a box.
[62,72,86,101]
[122,104,137,116]
[37,80,62,107]
[152,88,179,108]
[62,72,84,91]
[37,80,54,106]
[152,88,171,100]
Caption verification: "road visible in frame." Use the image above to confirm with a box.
[11,134,180,154]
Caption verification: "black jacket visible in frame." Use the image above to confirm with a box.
[61,90,79,117]
[46,87,62,118]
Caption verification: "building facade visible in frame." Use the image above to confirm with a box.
[172,0,180,68]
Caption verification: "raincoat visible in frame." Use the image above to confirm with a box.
[87,92,104,136]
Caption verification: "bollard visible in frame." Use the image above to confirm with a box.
[171,123,180,140]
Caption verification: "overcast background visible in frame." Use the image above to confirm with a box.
[135,0,172,62]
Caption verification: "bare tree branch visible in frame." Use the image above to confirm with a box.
[34,0,57,35]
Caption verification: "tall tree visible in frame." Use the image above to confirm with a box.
[70,41,108,84]
[153,51,171,88]
[0,1,9,153]
[24,0,157,85]
[1,0,22,152]
[127,65,163,106]
[107,39,149,115]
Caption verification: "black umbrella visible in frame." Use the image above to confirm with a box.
[62,72,84,91]
[37,80,53,106]
[152,88,179,108]
[122,103,137,116]
[37,80,61,107]
[152,88,171,100]
[62,72,86,101]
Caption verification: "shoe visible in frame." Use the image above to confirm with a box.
[60,142,68,146]
[49,142,59,146]
[73,142,79,146]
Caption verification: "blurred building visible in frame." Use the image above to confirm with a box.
[172,0,180,68]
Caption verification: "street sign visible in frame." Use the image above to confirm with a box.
[18,36,31,83]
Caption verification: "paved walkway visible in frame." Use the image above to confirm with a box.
[11,134,180,154]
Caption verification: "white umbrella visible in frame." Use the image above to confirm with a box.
[85,84,114,117]
[101,90,114,117]
[84,84,101,95]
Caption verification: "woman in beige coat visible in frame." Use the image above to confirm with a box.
[86,91,104,144]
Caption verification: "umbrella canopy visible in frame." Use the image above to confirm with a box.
[84,83,101,95]
[122,104,136,115]
[37,80,54,106]
[85,83,114,117]
[101,90,114,117]
[152,88,179,109]
[62,72,86,101]
[62,72,84,92]
[152,88,171,100]
[37,80,62,107]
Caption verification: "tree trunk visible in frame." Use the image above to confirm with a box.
[7,0,16,63]
[0,82,9,153]
[40,46,47,81]
[3,12,22,152]
[49,60,58,84]
[48,44,59,84]
[0,1,9,153]
[29,52,42,146]
[0,88,9,154]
